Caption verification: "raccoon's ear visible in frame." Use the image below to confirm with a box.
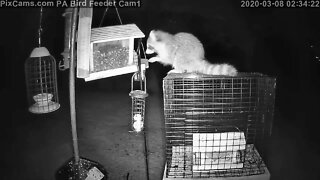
[150,30,161,42]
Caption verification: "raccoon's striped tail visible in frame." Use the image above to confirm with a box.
[200,61,238,76]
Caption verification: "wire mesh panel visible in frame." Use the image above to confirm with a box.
[163,73,276,178]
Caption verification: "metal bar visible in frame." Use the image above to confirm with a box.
[39,57,44,94]
[38,6,43,47]
[137,38,143,90]
[69,7,80,164]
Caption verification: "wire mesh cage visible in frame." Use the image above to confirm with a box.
[25,47,60,114]
[129,72,148,133]
[163,73,276,178]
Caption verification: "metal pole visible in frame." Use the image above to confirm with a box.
[137,39,149,180]
[69,7,80,164]
[38,7,44,94]
[143,131,150,180]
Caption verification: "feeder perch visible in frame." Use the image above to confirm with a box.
[129,72,148,133]
[25,47,60,114]
[77,23,147,81]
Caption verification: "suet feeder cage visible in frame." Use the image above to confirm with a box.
[162,73,276,179]
[25,47,60,114]
[129,72,148,133]
[77,23,146,81]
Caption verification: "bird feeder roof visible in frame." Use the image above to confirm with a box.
[91,24,145,43]
[29,47,51,57]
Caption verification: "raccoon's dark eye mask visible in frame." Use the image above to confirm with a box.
[146,45,157,54]
[147,45,154,51]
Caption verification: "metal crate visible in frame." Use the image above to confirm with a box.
[163,73,276,178]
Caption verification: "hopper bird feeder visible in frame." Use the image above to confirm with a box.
[77,23,146,81]
[25,7,60,114]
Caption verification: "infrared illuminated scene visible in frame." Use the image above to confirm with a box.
[1,0,320,180]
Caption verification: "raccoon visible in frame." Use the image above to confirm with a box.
[146,30,237,76]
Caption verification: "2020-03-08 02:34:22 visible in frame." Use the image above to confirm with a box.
[240,0,320,8]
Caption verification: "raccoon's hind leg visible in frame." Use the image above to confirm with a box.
[168,68,186,74]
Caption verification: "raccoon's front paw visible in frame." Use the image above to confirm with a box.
[168,69,181,74]
[148,57,160,63]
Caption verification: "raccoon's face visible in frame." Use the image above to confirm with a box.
[146,30,158,54]
[146,30,166,55]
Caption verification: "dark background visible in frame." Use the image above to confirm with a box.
[1,0,320,179]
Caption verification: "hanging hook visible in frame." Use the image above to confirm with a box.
[114,1,123,25]
[99,7,109,27]
[99,0,123,27]
[38,6,43,47]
